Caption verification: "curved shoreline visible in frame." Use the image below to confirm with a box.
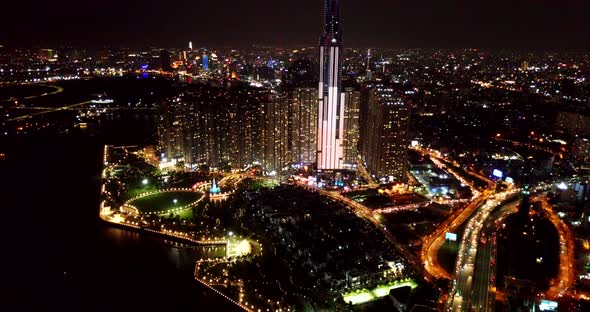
[98,215,226,247]
[99,145,252,312]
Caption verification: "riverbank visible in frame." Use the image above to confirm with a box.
[1,136,242,311]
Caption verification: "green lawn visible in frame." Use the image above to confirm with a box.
[250,179,279,190]
[126,185,158,199]
[129,191,203,214]
[174,208,195,219]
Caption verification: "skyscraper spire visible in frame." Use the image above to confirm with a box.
[321,0,342,44]
[317,0,345,170]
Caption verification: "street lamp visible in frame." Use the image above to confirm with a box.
[142,178,149,185]
[173,199,178,204]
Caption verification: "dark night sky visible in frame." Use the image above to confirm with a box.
[2,0,589,48]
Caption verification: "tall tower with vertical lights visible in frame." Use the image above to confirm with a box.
[317,0,345,170]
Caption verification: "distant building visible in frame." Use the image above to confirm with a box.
[557,178,590,210]
[38,48,57,61]
[284,58,317,90]
[360,83,411,182]
[159,50,172,72]
[572,137,590,166]
[555,112,590,136]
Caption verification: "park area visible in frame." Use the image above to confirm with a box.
[342,279,418,305]
[128,191,203,215]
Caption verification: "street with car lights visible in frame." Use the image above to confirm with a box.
[417,148,496,282]
[291,147,580,310]
[471,200,519,311]
[308,184,424,272]
[446,187,519,311]
[538,196,576,299]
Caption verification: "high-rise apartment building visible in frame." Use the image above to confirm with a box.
[342,87,360,168]
[158,83,265,170]
[317,0,345,170]
[158,82,299,174]
[262,95,291,172]
[360,83,411,182]
[158,99,195,165]
[291,88,318,165]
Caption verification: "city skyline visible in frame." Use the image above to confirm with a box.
[3,1,590,311]
[2,0,590,48]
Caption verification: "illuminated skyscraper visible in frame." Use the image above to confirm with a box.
[360,84,410,182]
[317,0,345,170]
[342,87,360,167]
[263,95,291,172]
[291,88,318,164]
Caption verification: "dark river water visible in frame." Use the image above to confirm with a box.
[0,112,240,311]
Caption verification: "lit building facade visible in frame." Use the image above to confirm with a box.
[158,83,266,170]
[291,87,318,165]
[342,87,360,168]
[360,83,411,182]
[262,95,291,172]
[158,99,195,165]
[317,0,345,170]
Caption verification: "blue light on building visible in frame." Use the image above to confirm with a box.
[202,54,209,70]
[267,59,276,69]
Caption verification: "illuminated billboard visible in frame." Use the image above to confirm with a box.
[539,300,558,311]
[445,232,457,241]
[492,169,503,178]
